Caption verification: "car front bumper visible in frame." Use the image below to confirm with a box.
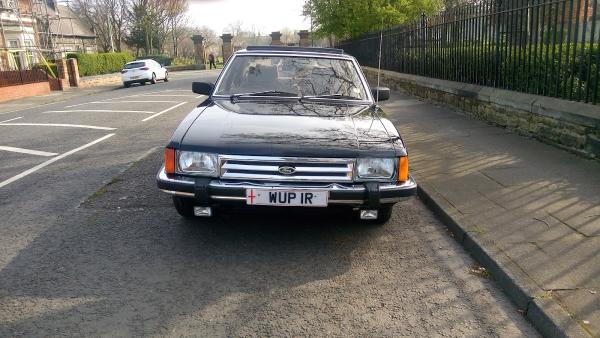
[156,166,417,207]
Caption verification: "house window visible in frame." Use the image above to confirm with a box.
[2,0,16,10]
[8,40,19,48]
[24,39,37,67]
[7,52,21,70]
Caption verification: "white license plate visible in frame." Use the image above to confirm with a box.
[130,76,139,79]
[246,189,328,207]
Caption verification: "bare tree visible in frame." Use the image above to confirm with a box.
[106,0,128,51]
[195,26,220,54]
[281,27,299,45]
[164,0,188,57]
[71,0,128,52]
[225,20,245,48]
[126,0,170,55]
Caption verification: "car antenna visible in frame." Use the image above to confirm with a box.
[376,17,384,105]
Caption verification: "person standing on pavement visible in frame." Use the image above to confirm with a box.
[208,53,216,69]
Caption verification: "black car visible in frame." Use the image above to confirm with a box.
[157,46,416,223]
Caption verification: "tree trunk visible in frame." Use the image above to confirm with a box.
[145,30,150,55]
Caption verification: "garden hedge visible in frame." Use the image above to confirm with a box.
[67,52,134,77]
[140,55,172,66]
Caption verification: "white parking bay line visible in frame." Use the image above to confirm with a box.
[43,109,155,114]
[138,94,197,97]
[64,102,89,108]
[108,91,166,100]
[0,133,115,189]
[0,146,58,157]
[0,116,23,123]
[142,102,187,122]
[0,123,116,130]
[67,101,180,107]
[90,100,181,104]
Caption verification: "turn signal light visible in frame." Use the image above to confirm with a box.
[398,156,409,182]
[165,148,176,174]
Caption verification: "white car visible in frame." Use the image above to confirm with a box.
[121,59,169,87]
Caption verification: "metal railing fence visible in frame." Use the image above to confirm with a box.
[339,0,600,104]
[0,69,49,88]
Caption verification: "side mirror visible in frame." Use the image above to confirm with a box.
[192,82,214,96]
[371,87,390,102]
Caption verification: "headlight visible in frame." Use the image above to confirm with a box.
[356,158,395,179]
[178,151,218,176]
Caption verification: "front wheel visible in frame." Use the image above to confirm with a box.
[150,73,157,84]
[163,72,169,82]
[173,196,195,218]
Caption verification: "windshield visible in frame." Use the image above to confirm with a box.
[214,55,368,100]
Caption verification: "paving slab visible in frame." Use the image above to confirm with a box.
[555,289,600,336]
[503,236,600,289]
[383,91,600,337]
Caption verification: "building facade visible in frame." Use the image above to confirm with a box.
[40,1,97,58]
[0,0,97,71]
[0,0,38,71]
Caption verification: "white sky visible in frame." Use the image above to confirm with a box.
[187,0,310,35]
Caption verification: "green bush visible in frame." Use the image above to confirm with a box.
[139,55,172,66]
[33,62,57,78]
[67,52,134,76]
[172,57,194,66]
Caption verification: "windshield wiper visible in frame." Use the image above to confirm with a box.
[230,90,299,102]
[301,94,361,101]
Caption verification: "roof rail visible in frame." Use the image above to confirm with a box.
[245,46,344,54]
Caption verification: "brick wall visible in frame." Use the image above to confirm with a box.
[364,67,600,159]
[56,59,70,90]
[0,82,50,103]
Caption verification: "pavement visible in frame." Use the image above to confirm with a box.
[0,70,539,336]
[382,93,600,337]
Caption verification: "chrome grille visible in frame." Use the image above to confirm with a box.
[219,155,354,182]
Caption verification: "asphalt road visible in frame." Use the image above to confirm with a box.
[0,71,538,337]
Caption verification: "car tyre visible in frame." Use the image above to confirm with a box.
[151,73,157,84]
[164,72,169,82]
[173,196,195,218]
[123,82,130,88]
[359,204,394,225]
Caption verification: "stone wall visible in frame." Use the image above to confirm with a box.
[166,64,200,72]
[78,73,122,88]
[363,67,600,159]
